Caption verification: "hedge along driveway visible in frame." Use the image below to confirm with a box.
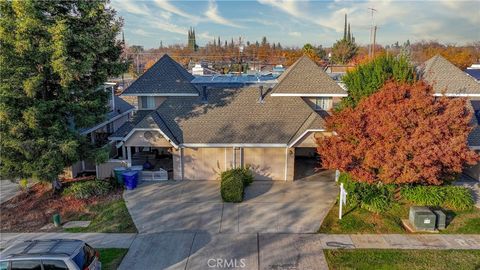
[123,171,337,234]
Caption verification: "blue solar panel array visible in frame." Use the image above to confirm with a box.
[465,69,480,81]
[191,74,278,84]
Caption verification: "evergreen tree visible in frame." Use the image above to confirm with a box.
[277,42,282,49]
[339,54,415,109]
[343,14,347,40]
[261,36,267,46]
[0,0,126,182]
[347,23,351,42]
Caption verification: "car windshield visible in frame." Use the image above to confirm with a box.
[72,244,95,269]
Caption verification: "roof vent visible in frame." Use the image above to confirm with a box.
[258,85,265,103]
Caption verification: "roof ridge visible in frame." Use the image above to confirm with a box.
[153,110,180,143]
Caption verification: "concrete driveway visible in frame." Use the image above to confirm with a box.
[123,170,337,234]
[0,180,19,204]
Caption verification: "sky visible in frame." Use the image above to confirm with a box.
[110,0,480,49]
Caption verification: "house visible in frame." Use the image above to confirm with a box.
[465,63,480,82]
[63,83,135,178]
[419,55,480,181]
[105,55,347,181]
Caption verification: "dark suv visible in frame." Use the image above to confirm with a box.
[0,239,101,270]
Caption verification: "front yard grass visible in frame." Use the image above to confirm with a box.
[319,200,480,234]
[64,199,137,233]
[324,249,480,270]
[98,248,128,270]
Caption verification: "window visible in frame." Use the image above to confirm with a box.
[0,262,8,270]
[42,260,68,270]
[72,244,96,269]
[314,97,333,111]
[140,96,156,109]
[11,260,42,270]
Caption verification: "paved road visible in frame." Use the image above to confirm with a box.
[0,180,19,204]
[123,170,337,234]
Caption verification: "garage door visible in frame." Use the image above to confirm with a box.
[243,148,286,180]
[182,148,226,180]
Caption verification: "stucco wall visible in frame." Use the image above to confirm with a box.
[294,132,333,148]
[124,130,173,147]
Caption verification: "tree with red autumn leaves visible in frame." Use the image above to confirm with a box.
[317,81,479,185]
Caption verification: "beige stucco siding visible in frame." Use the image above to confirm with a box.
[243,148,287,180]
[294,131,333,148]
[124,130,173,147]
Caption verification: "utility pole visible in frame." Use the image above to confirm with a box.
[373,25,377,57]
[368,7,377,58]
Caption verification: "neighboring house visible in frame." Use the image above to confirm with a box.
[106,55,347,181]
[419,55,480,181]
[64,83,135,178]
[465,63,480,82]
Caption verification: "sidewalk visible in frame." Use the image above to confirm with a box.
[1,232,478,250]
[0,233,136,250]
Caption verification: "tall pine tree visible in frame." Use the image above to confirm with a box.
[0,0,126,182]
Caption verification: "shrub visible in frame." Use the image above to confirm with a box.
[339,173,395,213]
[220,167,254,202]
[401,185,473,210]
[63,180,111,199]
[221,175,244,203]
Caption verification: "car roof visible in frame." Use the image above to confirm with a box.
[0,239,84,260]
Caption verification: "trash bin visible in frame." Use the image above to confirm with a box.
[53,214,61,227]
[122,170,139,190]
[113,167,127,184]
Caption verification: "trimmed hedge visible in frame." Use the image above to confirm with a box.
[339,173,395,213]
[63,180,112,199]
[401,185,474,210]
[220,167,254,202]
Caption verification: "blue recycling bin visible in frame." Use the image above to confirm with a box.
[122,170,139,190]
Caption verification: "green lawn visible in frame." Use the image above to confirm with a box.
[98,248,128,270]
[324,249,480,270]
[319,201,480,234]
[64,199,137,233]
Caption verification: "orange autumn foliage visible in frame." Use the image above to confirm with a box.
[317,81,479,185]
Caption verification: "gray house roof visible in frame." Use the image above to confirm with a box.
[271,56,347,96]
[112,56,330,145]
[122,54,199,96]
[420,55,480,95]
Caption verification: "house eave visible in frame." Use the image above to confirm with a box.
[121,93,199,97]
[433,93,480,97]
[288,129,326,148]
[80,108,134,136]
[270,93,348,97]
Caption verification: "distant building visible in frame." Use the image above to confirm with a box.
[191,64,218,76]
[465,63,480,82]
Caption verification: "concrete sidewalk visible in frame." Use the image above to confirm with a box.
[0,233,136,250]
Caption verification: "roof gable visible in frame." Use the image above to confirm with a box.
[420,55,480,96]
[122,54,199,96]
[271,56,346,96]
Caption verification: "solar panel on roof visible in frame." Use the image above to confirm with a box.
[191,74,277,84]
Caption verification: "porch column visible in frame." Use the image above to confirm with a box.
[127,146,132,167]
[122,145,126,159]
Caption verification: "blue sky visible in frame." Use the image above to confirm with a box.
[111,0,480,49]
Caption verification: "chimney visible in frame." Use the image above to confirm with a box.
[201,85,208,102]
[258,85,265,103]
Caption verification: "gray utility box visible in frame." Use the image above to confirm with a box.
[409,206,437,231]
[433,209,446,230]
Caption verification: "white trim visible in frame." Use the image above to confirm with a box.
[80,108,134,135]
[469,146,480,150]
[288,129,326,148]
[121,93,199,97]
[122,128,179,149]
[433,93,480,97]
[270,93,348,97]
[182,143,287,148]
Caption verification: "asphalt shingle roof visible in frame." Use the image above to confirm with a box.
[420,55,480,95]
[272,56,346,95]
[154,86,325,144]
[122,54,199,95]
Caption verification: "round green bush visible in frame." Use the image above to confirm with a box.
[221,175,244,203]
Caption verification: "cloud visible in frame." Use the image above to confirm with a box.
[113,0,150,16]
[197,31,215,41]
[133,29,151,37]
[289,31,301,37]
[154,0,201,22]
[151,19,187,35]
[205,0,243,28]
[257,0,303,18]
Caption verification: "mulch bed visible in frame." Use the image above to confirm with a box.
[0,182,122,232]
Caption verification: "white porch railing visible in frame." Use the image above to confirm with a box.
[140,169,168,181]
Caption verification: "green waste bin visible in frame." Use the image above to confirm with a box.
[53,214,61,227]
[113,167,127,184]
